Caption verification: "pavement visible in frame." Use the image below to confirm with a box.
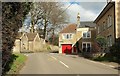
[19,53,119,74]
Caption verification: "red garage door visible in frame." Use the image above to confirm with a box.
[62,44,72,54]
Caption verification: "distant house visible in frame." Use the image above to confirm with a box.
[13,33,23,53]
[77,22,96,53]
[59,13,96,54]
[59,24,77,54]
[13,32,44,53]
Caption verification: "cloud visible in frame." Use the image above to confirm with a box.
[78,2,106,14]
[64,2,106,23]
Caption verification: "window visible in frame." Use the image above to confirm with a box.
[107,15,112,27]
[107,35,112,47]
[66,34,69,39]
[83,31,91,38]
[103,22,106,30]
[63,34,72,39]
[82,42,91,52]
[98,26,100,34]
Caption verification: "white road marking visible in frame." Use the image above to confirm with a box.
[50,56,57,60]
[48,54,69,68]
[59,61,69,68]
[88,60,98,64]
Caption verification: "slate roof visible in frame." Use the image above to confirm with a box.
[26,33,37,41]
[60,24,77,33]
[79,21,96,28]
[94,2,115,23]
[16,32,23,39]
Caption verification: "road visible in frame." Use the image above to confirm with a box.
[19,53,118,74]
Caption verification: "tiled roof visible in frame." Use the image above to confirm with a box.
[80,21,96,27]
[60,24,77,33]
[26,33,37,41]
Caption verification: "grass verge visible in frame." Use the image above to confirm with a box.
[3,53,27,75]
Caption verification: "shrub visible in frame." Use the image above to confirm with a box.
[109,38,120,63]
[47,45,51,50]
[3,53,27,75]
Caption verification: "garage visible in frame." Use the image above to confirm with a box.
[62,44,72,54]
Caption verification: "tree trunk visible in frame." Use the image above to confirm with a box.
[43,17,47,39]
[52,29,55,44]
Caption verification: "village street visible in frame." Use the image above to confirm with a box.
[19,53,118,74]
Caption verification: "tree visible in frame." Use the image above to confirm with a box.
[49,35,59,46]
[29,2,68,39]
[96,36,107,52]
[109,38,120,63]
[2,2,32,73]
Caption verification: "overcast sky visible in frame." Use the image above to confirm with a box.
[63,1,107,23]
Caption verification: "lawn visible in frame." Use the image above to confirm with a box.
[3,53,27,75]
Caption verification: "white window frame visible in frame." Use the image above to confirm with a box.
[109,15,112,26]
[107,15,112,27]
[107,35,112,47]
[62,33,73,39]
[82,42,91,52]
[82,31,91,38]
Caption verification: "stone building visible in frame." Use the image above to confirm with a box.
[93,0,120,49]
[94,1,116,47]
[13,32,44,53]
[13,22,44,53]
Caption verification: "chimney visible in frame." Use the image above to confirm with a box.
[107,0,112,3]
[77,13,80,28]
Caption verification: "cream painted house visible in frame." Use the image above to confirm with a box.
[59,13,96,54]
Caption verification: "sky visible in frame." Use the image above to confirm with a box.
[21,0,110,32]
[63,1,107,23]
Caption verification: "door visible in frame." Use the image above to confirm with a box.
[73,46,77,53]
[62,44,72,54]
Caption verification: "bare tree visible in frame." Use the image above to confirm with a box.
[29,2,68,39]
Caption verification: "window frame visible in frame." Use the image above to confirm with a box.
[107,15,112,28]
[107,35,112,47]
[82,42,91,52]
[82,31,91,38]
[62,33,73,39]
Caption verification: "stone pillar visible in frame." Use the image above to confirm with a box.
[115,0,120,38]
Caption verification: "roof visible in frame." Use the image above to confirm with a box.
[80,21,96,27]
[60,24,77,33]
[16,32,23,39]
[26,33,37,41]
[94,2,115,23]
